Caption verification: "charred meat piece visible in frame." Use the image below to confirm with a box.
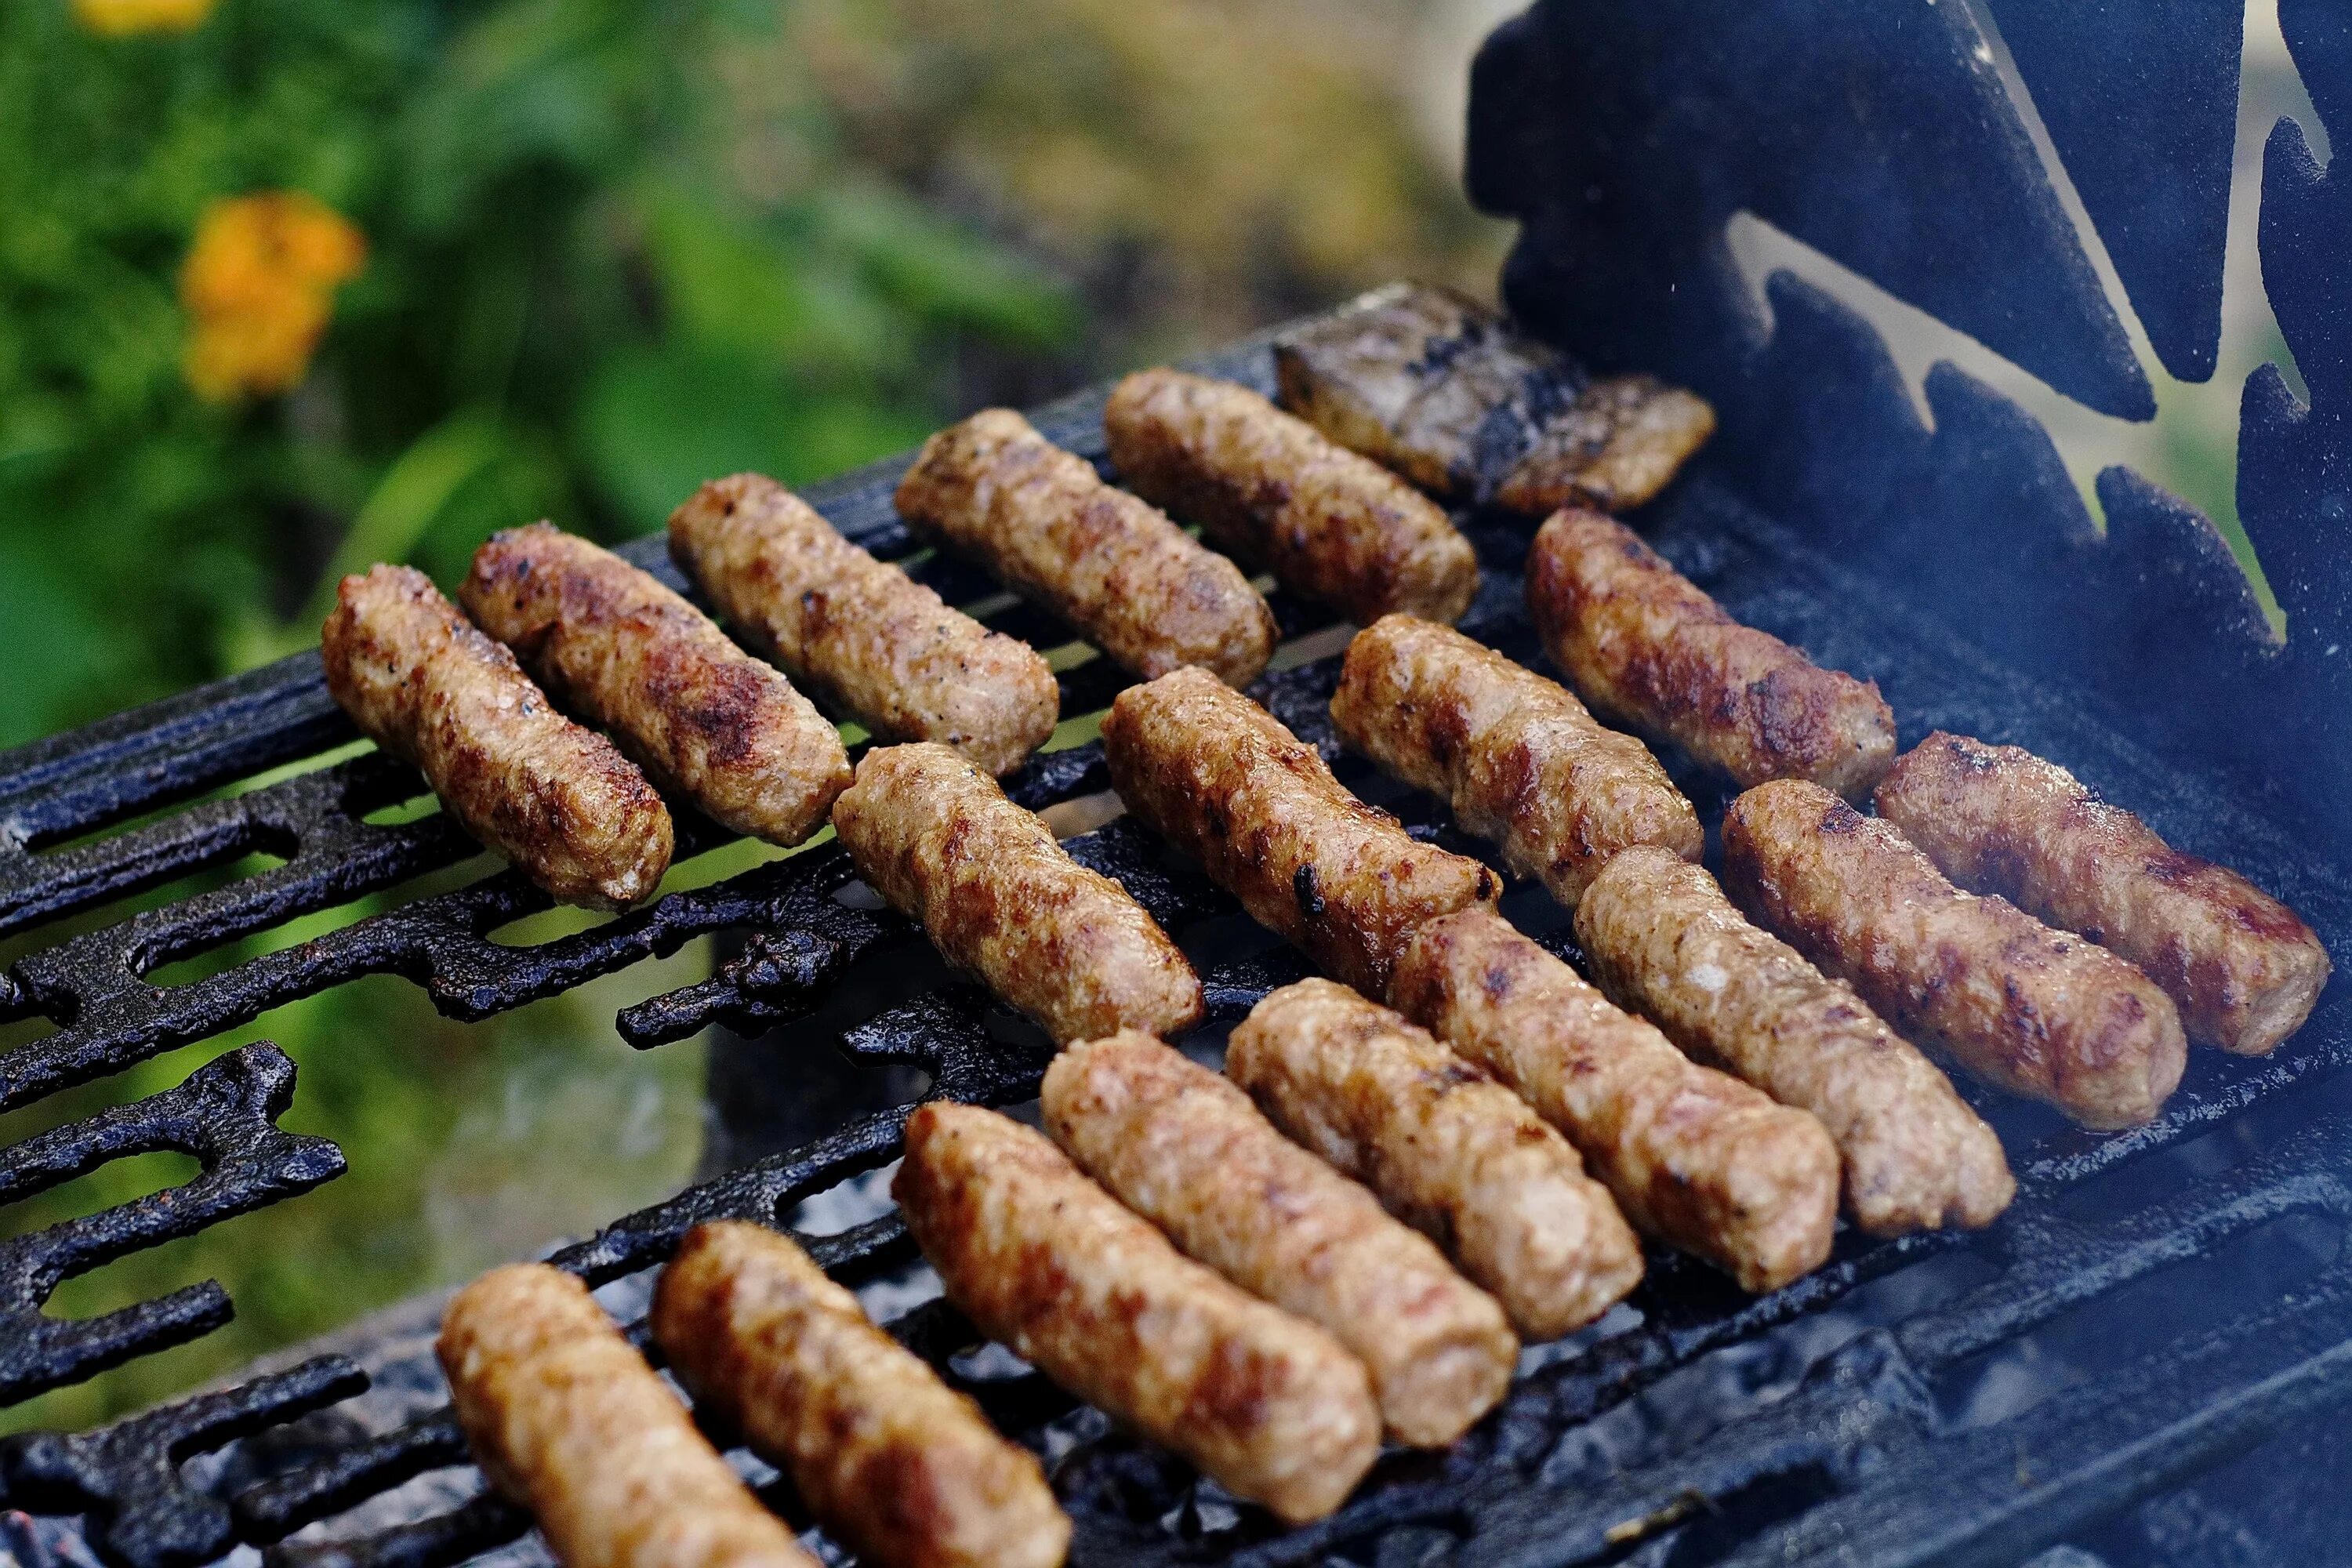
[670,474,1058,777]
[894,1102,1381,1524]
[653,1221,1070,1568]
[895,408,1276,686]
[322,564,673,909]
[1877,732,2332,1056]
[462,523,851,846]
[1528,508,1896,799]
[1577,847,2014,1236]
[1724,780,2187,1131]
[1391,908,1838,1294]
[1272,282,1715,514]
[1105,368,1480,626]
[831,743,1202,1046]
[1042,1031,1516,1446]
[1330,614,1701,908]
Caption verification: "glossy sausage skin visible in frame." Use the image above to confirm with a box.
[652,1221,1069,1568]
[1102,667,1500,1000]
[831,744,1202,1046]
[1104,368,1480,626]
[1330,614,1701,907]
[322,564,673,909]
[1390,909,1838,1293]
[895,408,1276,686]
[1041,1032,1516,1446]
[1577,847,2015,1236]
[1527,509,1896,799]
[1227,978,1644,1338]
[894,1102,1381,1525]
[1876,732,2331,1056]
[438,1263,817,1568]
[1723,780,2187,1131]
[461,523,850,846]
[670,474,1058,776]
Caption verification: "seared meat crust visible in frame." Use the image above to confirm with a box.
[1876,732,2331,1056]
[1041,1032,1515,1446]
[461,523,850,846]
[1527,509,1896,799]
[1723,780,2187,1131]
[1227,979,1644,1338]
[1391,909,1838,1293]
[670,474,1058,777]
[653,1221,1069,1568]
[1101,667,1499,1000]
[894,1103,1381,1525]
[1577,848,2014,1236]
[1104,368,1479,626]
[894,408,1276,686]
[438,1263,816,1568]
[831,744,1201,1046]
[322,564,672,909]
[1330,615,1701,907]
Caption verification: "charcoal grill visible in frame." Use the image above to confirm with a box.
[4,3,2350,1565]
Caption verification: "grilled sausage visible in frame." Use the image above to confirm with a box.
[1723,780,2187,1131]
[438,1263,816,1568]
[894,408,1276,686]
[1527,509,1896,799]
[322,564,672,909]
[461,523,851,846]
[1102,667,1500,1000]
[1041,1032,1516,1446]
[1104,368,1480,626]
[669,474,1058,776]
[1330,615,1701,907]
[653,1221,1069,1568]
[1391,908,1838,1293]
[1577,847,2014,1236]
[1875,732,2332,1056]
[894,1102,1380,1524]
[831,744,1201,1046]
[1227,979,1643,1338]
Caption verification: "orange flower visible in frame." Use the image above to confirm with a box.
[71,0,216,36]
[180,192,367,402]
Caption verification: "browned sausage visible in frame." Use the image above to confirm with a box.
[438,1262,817,1568]
[461,523,850,846]
[1330,614,1701,906]
[1576,847,2015,1236]
[1391,908,1839,1293]
[831,744,1201,1045]
[894,408,1276,686]
[1040,1031,1516,1446]
[1226,978,1644,1338]
[1875,732,2332,1055]
[652,1221,1069,1568]
[1104,368,1480,626]
[669,474,1058,776]
[1102,666,1500,1000]
[1723,780,2187,1131]
[322,564,672,909]
[894,1102,1380,1524]
[1527,508,1896,799]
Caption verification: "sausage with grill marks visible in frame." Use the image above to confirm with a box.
[894,1102,1381,1524]
[1723,779,2187,1131]
[669,474,1059,777]
[461,523,851,846]
[1576,846,2015,1236]
[322,564,673,909]
[1875,732,2331,1056]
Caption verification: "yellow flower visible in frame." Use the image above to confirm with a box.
[180,192,366,403]
[71,0,216,37]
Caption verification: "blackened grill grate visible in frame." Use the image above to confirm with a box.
[0,328,2347,1568]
